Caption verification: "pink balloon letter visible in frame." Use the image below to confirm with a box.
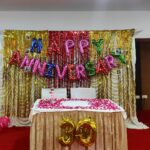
[56,65,68,79]
[79,39,89,54]
[32,59,40,73]
[20,55,29,68]
[104,55,116,70]
[38,62,47,76]
[28,58,35,68]
[76,64,86,80]
[65,39,74,56]
[20,55,35,70]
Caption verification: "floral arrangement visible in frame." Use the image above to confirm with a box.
[37,98,121,111]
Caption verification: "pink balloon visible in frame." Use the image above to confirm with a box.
[28,58,35,68]
[65,39,74,56]
[32,59,40,73]
[38,62,47,76]
[20,55,35,71]
[76,64,86,80]
[104,55,116,70]
[20,55,29,68]
[0,116,10,129]
[79,39,89,54]
[56,65,67,79]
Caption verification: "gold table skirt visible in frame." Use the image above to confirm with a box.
[30,111,127,150]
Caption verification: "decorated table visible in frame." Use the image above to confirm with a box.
[30,98,127,150]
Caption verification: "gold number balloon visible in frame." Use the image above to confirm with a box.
[58,118,75,146]
[75,118,96,147]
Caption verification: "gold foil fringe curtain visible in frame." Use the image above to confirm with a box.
[90,29,136,118]
[3,30,49,117]
[2,29,135,119]
[0,34,4,116]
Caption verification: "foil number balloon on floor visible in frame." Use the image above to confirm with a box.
[58,117,96,147]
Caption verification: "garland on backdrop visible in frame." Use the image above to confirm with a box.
[2,30,136,122]
[89,30,136,118]
[9,43,126,80]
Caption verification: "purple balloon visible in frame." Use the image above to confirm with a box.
[76,64,86,80]
[32,59,40,73]
[104,55,116,70]
[56,65,68,79]
[38,62,47,76]
[28,58,35,68]
[20,55,29,68]
[65,39,74,56]
[79,39,89,54]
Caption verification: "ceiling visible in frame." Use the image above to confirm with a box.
[0,0,150,11]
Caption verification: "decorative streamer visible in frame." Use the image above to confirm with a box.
[2,29,137,128]
[68,64,76,81]
[3,30,49,124]
[89,29,136,119]
[0,34,4,116]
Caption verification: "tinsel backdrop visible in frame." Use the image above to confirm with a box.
[1,29,137,126]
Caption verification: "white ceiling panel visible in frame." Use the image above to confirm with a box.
[0,0,150,11]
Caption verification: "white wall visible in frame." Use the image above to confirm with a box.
[0,11,150,38]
